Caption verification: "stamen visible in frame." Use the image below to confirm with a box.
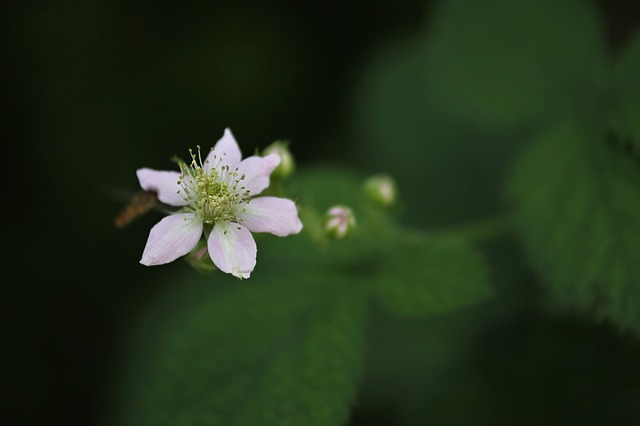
[196,145,203,167]
[176,147,252,224]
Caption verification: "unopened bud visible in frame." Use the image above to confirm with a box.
[185,242,217,273]
[324,206,356,240]
[264,141,295,179]
[364,174,397,207]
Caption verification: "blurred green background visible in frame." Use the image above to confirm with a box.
[4,0,640,425]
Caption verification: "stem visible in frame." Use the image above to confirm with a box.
[438,215,514,243]
[391,215,514,246]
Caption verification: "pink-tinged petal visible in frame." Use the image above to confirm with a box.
[204,128,242,173]
[208,222,257,279]
[234,154,281,197]
[240,196,303,237]
[136,168,187,206]
[140,213,203,266]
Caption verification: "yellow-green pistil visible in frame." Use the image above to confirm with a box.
[177,148,250,224]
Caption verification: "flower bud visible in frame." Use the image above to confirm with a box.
[364,174,397,207]
[324,206,356,240]
[185,242,217,273]
[264,141,295,179]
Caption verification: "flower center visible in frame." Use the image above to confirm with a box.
[177,147,247,224]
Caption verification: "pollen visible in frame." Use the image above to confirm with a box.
[176,147,248,224]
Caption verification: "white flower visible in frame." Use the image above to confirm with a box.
[136,128,303,279]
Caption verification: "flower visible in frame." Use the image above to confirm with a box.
[136,128,303,278]
[324,206,356,240]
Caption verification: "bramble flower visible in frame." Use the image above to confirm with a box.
[136,128,303,279]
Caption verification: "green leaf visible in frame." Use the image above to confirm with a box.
[510,119,640,333]
[352,35,522,227]
[112,270,367,426]
[426,0,606,126]
[610,32,640,150]
[373,237,492,317]
[286,167,393,262]
[287,166,366,215]
[287,168,493,317]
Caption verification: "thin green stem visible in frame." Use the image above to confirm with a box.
[389,215,514,246]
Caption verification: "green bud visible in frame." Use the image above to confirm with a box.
[364,174,397,207]
[264,140,295,179]
[185,241,217,273]
[324,205,356,240]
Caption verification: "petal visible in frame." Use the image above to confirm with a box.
[208,222,257,279]
[140,213,203,266]
[240,196,303,237]
[234,154,281,196]
[136,168,187,206]
[204,128,242,172]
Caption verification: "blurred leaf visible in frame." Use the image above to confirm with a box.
[609,32,640,150]
[354,37,435,155]
[396,312,640,426]
[286,166,392,263]
[113,270,367,426]
[352,35,520,227]
[373,237,492,317]
[287,167,493,319]
[426,0,606,126]
[510,119,640,333]
[236,289,366,426]
[288,166,366,214]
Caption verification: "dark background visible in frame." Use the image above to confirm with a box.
[4,0,640,425]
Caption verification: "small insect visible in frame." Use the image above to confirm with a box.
[114,190,158,229]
